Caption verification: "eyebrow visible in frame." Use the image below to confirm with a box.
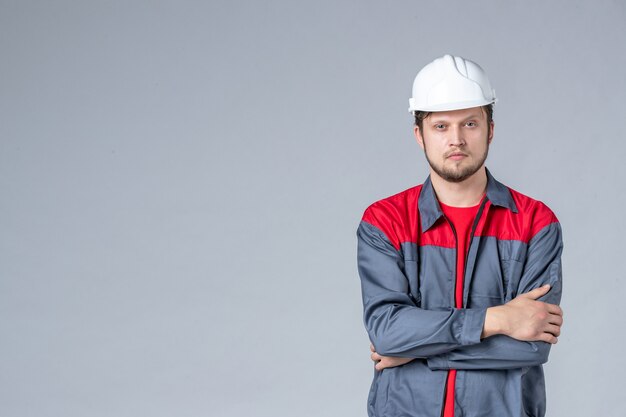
[430,114,482,123]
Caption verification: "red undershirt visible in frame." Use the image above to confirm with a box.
[439,200,482,417]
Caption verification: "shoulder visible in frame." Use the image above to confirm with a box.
[362,184,423,224]
[506,185,561,242]
[358,184,423,249]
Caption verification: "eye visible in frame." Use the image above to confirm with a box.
[434,124,446,129]
[465,121,477,127]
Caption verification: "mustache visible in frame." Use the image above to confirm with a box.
[445,150,468,158]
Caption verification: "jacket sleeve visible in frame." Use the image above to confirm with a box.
[357,219,487,358]
[426,221,563,370]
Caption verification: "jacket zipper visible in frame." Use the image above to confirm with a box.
[443,216,459,307]
[440,215,457,417]
[462,197,488,306]
[438,196,488,417]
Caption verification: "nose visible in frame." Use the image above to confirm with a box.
[448,125,465,147]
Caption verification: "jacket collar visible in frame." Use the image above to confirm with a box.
[418,167,518,232]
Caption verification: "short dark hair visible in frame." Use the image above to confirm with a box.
[413,104,494,134]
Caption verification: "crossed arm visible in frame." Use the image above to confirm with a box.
[370,284,563,371]
[357,219,564,372]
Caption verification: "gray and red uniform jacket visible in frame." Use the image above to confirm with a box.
[357,168,563,417]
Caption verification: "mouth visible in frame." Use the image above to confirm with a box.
[447,152,468,161]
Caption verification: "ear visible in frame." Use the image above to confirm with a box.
[414,126,425,150]
[488,120,495,144]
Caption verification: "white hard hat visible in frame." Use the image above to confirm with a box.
[408,54,497,113]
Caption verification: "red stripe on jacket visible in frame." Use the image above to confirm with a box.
[361,184,559,250]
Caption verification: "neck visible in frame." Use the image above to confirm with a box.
[430,167,487,207]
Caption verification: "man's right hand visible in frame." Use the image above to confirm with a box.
[482,284,564,343]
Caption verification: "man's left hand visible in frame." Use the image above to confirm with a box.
[370,343,415,371]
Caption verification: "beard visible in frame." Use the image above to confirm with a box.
[423,137,490,183]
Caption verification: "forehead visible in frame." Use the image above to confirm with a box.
[426,107,486,122]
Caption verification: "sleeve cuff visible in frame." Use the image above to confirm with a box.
[460,307,487,345]
[426,354,449,370]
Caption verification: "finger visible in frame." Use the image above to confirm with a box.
[375,360,386,371]
[539,333,558,344]
[370,343,375,352]
[545,303,563,316]
[548,314,563,326]
[371,352,382,362]
[520,284,550,299]
[545,324,561,337]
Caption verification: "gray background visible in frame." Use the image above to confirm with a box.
[1,1,624,416]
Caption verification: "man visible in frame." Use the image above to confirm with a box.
[356,54,564,417]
